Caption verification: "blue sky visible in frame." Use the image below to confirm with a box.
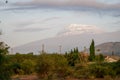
[0,0,120,47]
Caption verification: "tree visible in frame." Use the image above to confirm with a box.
[74,47,79,53]
[0,30,2,35]
[65,48,79,66]
[0,42,11,80]
[0,32,1,35]
[89,39,95,61]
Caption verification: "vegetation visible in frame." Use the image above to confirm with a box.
[0,42,11,80]
[36,53,70,79]
[65,47,79,66]
[0,40,120,80]
[89,39,95,61]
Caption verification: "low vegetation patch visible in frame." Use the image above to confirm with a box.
[1,41,120,80]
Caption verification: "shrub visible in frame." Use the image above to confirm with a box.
[89,63,116,78]
[36,54,69,79]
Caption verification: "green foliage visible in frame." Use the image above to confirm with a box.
[0,31,2,35]
[73,47,79,53]
[0,42,9,56]
[36,54,69,79]
[89,39,95,61]
[0,67,11,80]
[21,59,36,74]
[8,53,38,75]
[36,54,53,78]
[0,41,119,80]
[79,62,120,79]
[112,60,120,76]
[89,64,110,78]
[65,48,79,66]
[95,54,104,62]
[73,62,119,79]
[10,59,36,75]
[0,51,119,80]
[0,42,11,80]
[10,62,23,75]
[73,63,89,79]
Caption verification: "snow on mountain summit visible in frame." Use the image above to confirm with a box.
[58,24,104,36]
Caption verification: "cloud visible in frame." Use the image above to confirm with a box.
[1,0,120,19]
[14,17,60,28]
[1,0,120,18]
[1,0,118,12]
[97,0,120,4]
[0,1,6,5]
[114,21,120,24]
[14,27,49,32]
[110,21,120,28]
[41,17,60,23]
[13,16,60,32]
[1,0,115,18]
[58,24,105,36]
[14,0,120,9]
[15,21,35,28]
[112,14,120,17]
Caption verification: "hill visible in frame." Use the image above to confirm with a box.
[13,31,120,54]
[96,42,120,55]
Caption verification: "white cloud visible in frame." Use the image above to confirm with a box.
[58,24,105,36]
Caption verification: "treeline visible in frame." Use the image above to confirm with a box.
[0,41,120,80]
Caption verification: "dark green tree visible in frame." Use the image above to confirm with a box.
[74,47,79,53]
[65,48,79,66]
[76,47,79,53]
[0,30,2,35]
[74,48,76,53]
[0,42,11,80]
[70,49,73,54]
[89,39,95,61]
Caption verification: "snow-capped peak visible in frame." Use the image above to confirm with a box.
[58,24,104,36]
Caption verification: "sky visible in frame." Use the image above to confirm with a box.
[0,0,120,47]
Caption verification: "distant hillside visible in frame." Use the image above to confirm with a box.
[13,31,120,54]
[96,42,120,55]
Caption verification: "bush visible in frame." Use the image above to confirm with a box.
[89,63,116,78]
[10,62,23,75]
[0,65,11,80]
[36,54,70,79]
[21,59,36,74]
[95,54,104,62]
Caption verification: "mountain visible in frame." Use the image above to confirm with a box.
[96,42,120,55]
[13,31,120,54]
[12,24,120,54]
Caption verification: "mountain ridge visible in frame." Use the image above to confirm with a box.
[12,31,120,54]
[96,42,120,55]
